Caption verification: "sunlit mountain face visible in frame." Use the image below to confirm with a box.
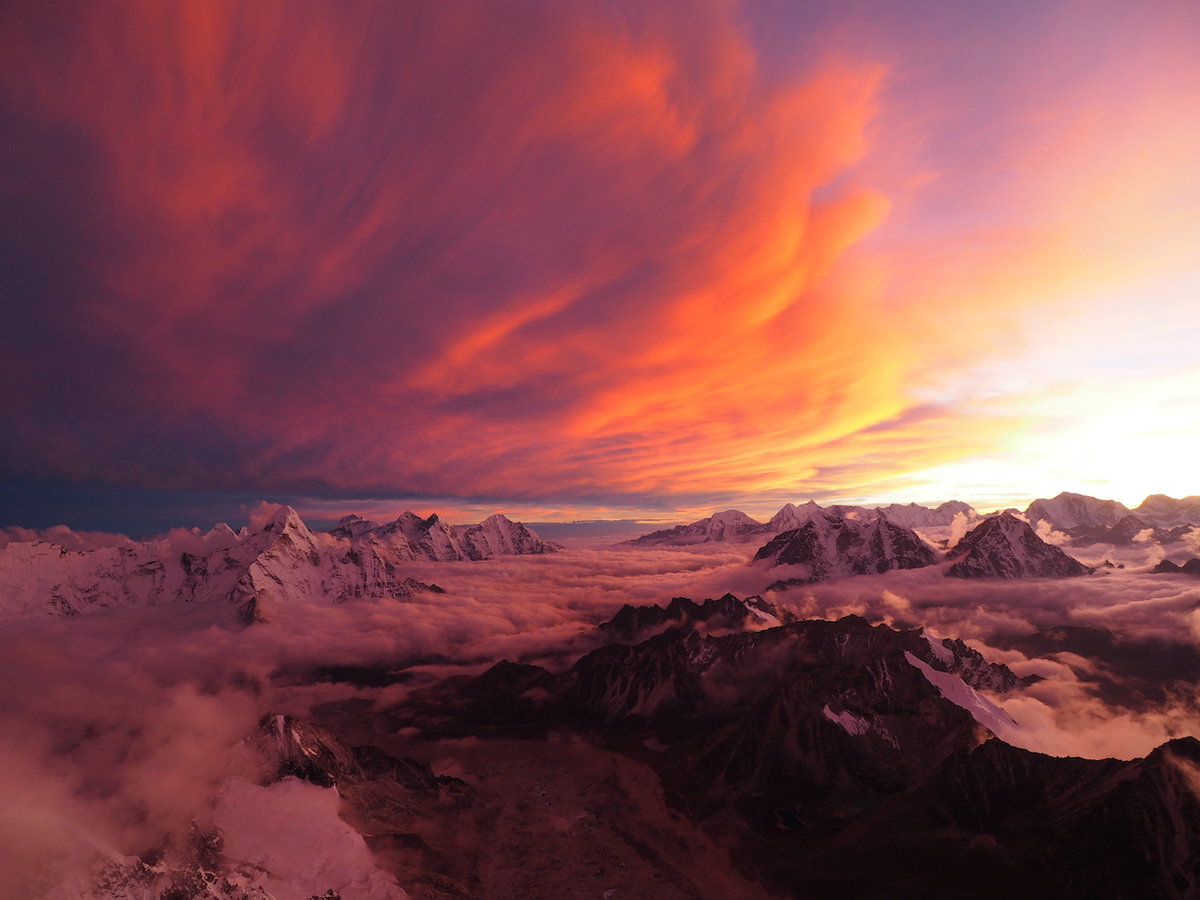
[3,1,1200,897]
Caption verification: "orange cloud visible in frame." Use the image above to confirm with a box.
[1,0,915,510]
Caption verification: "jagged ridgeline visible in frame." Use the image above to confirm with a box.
[375,602,1200,898]
[0,506,559,620]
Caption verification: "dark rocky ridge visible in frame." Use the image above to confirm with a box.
[1153,557,1200,576]
[754,511,938,584]
[376,610,1200,898]
[947,512,1092,578]
[599,592,792,641]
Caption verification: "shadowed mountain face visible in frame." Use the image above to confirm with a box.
[753,510,938,584]
[1063,513,1190,547]
[1153,558,1200,576]
[368,610,1200,899]
[947,512,1092,579]
[598,592,792,641]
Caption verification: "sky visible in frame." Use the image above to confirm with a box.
[2,0,1199,534]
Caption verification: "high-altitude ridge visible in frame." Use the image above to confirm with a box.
[754,508,938,583]
[948,512,1092,578]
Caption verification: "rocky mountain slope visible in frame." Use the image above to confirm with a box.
[753,508,938,583]
[599,592,792,641]
[30,592,1200,899]
[947,512,1092,578]
[58,714,463,899]
[372,610,1199,898]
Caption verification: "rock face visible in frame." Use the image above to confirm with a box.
[1154,558,1200,576]
[1135,494,1200,528]
[598,592,791,642]
[382,612,1200,899]
[0,505,440,621]
[947,512,1092,579]
[396,613,1024,791]
[753,509,938,583]
[1025,491,1131,531]
[58,604,1200,900]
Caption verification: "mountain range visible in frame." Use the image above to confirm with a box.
[351,607,1198,898]
[628,491,1200,547]
[627,499,975,546]
[754,507,1093,586]
[0,506,557,620]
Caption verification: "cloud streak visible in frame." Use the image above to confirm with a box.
[0,0,908,512]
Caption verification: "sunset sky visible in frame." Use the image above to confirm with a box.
[2,0,1198,533]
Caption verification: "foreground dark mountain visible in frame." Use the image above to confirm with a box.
[67,714,461,899]
[40,587,1200,899]
[947,512,1092,578]
[371,609,1197,899]
[790,734,1200,899]
[599,592,792,641]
